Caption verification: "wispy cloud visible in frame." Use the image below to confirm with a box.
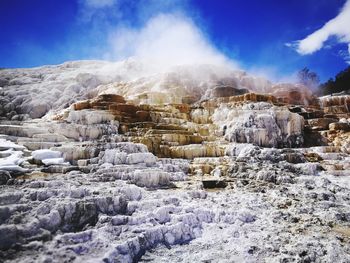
[289,0,350,63]
[77,0,120,22]
[83,0,117,8]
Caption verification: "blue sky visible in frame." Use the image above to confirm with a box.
[0,0,349,82]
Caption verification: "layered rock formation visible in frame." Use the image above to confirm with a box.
[212,102,304,147]
[0,61,350,262]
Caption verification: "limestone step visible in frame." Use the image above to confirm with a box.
[157,117,186,125]
[145,129,193,135]
[168,143,227,159]
[0,124,48,138]
[154,124,188,131]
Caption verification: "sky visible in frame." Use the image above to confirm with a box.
[0,0,349,82]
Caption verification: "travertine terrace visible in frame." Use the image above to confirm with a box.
[0,61,350,262]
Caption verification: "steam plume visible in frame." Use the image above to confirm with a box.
[106,13,238,71]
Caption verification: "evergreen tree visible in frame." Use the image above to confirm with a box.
[319,66,350,95]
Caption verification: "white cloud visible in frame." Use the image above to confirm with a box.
[106,13,238,70]
[293,0,350,62]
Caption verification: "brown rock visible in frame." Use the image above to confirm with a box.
[320,95,350,108]
[271,83,316,106]
[298,110,324,119]
[73,100,91,111]
[172,104,191,114]
[109,104,139,116]
[306,118,338,130]
[97,94,126,103]
[324,105,349,114]
[304,152,323,162]
[227,93,277,104]
[329,122,350,131]
[135,111,151,122]
[210,86,248,98]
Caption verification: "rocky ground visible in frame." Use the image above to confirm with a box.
[0,61,350,262]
